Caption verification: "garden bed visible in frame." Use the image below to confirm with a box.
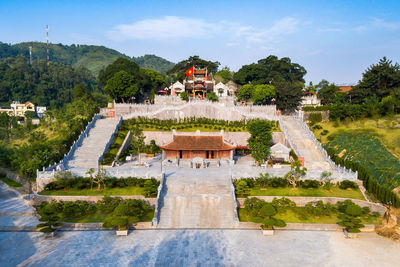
[0,177,23,187]
[238,209,379,224]
[249,186,365,200]
[39,186,148,196]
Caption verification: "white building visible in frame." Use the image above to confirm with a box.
[36,106,47,118]
[270,142,291,161]
[214,82,230,97]
[169,81,185,95]
[301,92,321,107]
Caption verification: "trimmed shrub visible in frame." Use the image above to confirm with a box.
[339,180,358,190]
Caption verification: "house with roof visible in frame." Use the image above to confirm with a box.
[214,82,230,97]
[160,134,236,160]
[270,142,291,161]
[0,101,36,118]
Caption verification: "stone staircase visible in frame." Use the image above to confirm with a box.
[280,116,331,170]
[67,118,120,170]
[157,170,238,228]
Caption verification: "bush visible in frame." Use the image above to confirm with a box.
[236,180,251,197]
[309,113,322,124]
[289,150,298,161]
[339,180,358,190]
[298,179,320,189]
[268,177,288,188]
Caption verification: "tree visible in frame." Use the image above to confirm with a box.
[214,67,232,83]
[338,203,364,233]
[98,57,140,87]
[275,81,303,112]
[233,55,306,85]
[252,84,276,104]
[85,168,95,190]
[36,204,62,233]
[128,126,146,164]
[317,83,340,105]
[350,57,400,103]
[247,120,272,163]
[320,171,333,189]
[236,180,250,197]
[167,56,220,81]
[104,70,138,103]
[305,81,316,93]
[92,167,108,191]
[237,84,253,101]
[259,203,286,229]
[285,160,307,188]
[72,84,93,100]
[180,91,189,101]
[206,92,218,102]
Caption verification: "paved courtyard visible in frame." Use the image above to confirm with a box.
[1,229,400,267]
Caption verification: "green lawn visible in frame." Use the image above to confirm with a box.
[39,186,150,197]
[59,210,154,223]
[0,177,23,187]
[248,186,365,200]
[238,208,380,225]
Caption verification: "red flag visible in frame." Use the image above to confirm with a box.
[186,66,194,77]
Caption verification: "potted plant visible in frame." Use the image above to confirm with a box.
[338,203,364,239]
[37,213,62,238]
[104,216,129,236]
[259,203,286,236]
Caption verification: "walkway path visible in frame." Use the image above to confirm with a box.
[157,168,238,228]
[281,116,331,169]
[67,118,120,170]
[0,182,38,229]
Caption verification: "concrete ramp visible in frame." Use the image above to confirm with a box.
[157,172,238,228]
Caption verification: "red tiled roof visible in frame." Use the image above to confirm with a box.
[160,135,236,151]
[338,86,353,93]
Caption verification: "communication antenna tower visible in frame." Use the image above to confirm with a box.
[46,25,49,65]
[29,46,32,65]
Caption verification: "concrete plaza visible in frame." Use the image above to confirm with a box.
[1,229,400,267]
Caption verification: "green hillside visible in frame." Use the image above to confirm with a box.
[132,54,175,73]
[0,42,175,75]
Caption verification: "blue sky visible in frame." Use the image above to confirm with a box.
[1,0,400,84]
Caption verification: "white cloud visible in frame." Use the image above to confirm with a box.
[108,16,300,49]
[107,16,217,41]
[234,17,300,44]
[371,18,399,31]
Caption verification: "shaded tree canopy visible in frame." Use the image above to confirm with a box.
[317,81,340,105]
[104,71,138,103]
[233,55,307,85]
[275,81,303,112]
[350,57,400,103]
[0,55,96,108]
[247,120,272,163]
[98,57,140,87]
[167,56,220,81]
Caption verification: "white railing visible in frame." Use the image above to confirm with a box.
[98,116,123,164]
[43,114,101,171]
[152,172,166,226]
[230,175,240,226]
[293,116,357,180]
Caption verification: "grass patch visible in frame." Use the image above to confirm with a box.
[39,186,149,197]
[0,177,23,187]
[59,210,154,223]
[248,186,365,200]
[238,208,380,224]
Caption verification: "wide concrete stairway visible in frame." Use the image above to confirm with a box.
[157,170,238,228]
[67,118,120,169]
[281,116,331,170]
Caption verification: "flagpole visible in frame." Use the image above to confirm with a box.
[192,65,195,99]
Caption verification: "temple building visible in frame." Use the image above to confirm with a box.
[160,134,236,160]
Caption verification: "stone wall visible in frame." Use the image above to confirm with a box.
[32,195,157,208]
[237,196,386,215]
[116,102,278,121]
[0,167,31,193]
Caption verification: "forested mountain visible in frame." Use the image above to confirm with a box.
[0,42,175,74]
[0,55,98,108]
[132,54,175,73]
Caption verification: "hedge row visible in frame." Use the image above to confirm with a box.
[326,147,400,207]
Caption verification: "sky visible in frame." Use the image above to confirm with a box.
[1,0,400,84]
